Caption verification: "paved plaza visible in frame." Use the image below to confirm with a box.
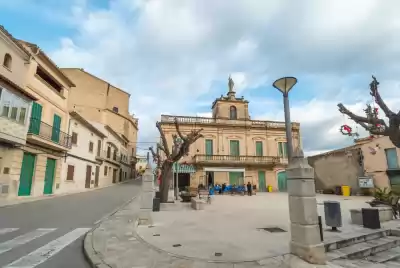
[84,191,390,268]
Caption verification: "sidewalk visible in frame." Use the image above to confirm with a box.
[0,179,136,208]
[84,196,343,268]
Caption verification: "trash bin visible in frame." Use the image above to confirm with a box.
[341,185,351,196]
[335,186,342,195]
[362,208,380,229]
[324,201,342,231]
[267,186,273,192]
[153,198,160,212]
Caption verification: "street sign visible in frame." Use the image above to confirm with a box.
[358,177,374,188]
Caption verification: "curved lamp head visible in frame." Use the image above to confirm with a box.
[272,77,297,96]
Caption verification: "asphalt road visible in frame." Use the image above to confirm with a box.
[0,179,141,268]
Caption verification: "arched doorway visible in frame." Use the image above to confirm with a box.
[277,171,287,192]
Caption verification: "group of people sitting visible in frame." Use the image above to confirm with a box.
[201,182,254,196]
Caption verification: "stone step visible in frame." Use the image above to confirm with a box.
[333,259,397,268]
[327,236,400,260]
[325,229,391,252]
[384,261,400,267]
[367,246,400,263]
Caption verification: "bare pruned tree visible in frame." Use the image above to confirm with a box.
[149,118,203,203]
[338,76,400,147]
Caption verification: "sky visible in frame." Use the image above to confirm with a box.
[2,0,400,156]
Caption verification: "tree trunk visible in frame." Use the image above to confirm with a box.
[160,161,173,203]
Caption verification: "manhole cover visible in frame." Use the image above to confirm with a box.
[153,234,160,236]
[215,252,222,257]
[173,244,182,247]
[148,225,155,228]
[258,227,286,233]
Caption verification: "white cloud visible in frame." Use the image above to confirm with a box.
[24,0,400,155]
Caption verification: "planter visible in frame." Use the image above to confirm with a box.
[180,195,192,202]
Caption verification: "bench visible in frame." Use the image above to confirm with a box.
[350,207,393,225]
[191,198,206,210]
[198,190,209,199]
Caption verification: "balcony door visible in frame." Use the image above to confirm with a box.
[230,140,240,160]
[256,141,263,156]
[51,114,61,143]
[29,102,42,135]
[205,139,213,160]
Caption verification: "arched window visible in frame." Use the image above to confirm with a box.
[229,106,237,120]
[3,53,12,69]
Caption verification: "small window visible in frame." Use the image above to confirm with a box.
[89,141,94,152]
[71,132,78,145]
[3,53,12,69]
[104,166,108,176]
[66,165,75,181]
[1,104,10,117]
[112,106,119,113]
[18,107,27,124]
[10,106,18,120]
[229,106,237,120]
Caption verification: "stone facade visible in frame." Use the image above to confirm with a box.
[308,135,400,193]
[159,78,301,192]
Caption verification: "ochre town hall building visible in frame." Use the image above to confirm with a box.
[160,78,302,192]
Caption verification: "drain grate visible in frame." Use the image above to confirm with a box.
[148,225,155,228]
[258,227,286,233]
[173,244,181,247]
[215,252,222,257]
[153,234,160,236]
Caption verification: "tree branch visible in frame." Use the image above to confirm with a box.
[157,143,166,155]
[370,76,395,117]
[174,118,187,141]
[338,103,386,126]
[156,121,171,156]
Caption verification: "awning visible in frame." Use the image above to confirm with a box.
[173,163,196,173]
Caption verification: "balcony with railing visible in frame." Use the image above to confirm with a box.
[192,154,287,167]
[97,150,121,166]
[27,118,71,150]
[160,115,299,129]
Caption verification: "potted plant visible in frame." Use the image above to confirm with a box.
[179,186,197,202]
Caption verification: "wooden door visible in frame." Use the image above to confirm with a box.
[256,141,263,156]
[112,169,117,183]
[18,153,36,196]
[94,166,100,187]
[258,171,266,192]
[85,165,92,188]
[229,172,242,186]
[278,171,287,192]
[43,158,56,194]
[205,139,213,160]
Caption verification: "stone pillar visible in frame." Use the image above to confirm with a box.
[287,148,326,264]
[138,164,155,225]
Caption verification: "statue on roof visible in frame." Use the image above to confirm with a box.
[228,75,235,92]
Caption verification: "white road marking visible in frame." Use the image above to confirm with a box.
[0,228,19,235]
[4,228,90,268]
[0,229,55,255]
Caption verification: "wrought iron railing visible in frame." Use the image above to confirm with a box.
[160,114,299,129]
[193,154,283,164]
[28,118,71,148]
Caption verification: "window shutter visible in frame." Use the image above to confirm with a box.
[89,142,94,152]
[71,132,78,144]
[67,165,75,181]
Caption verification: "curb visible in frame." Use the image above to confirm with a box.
[83,195,139,268]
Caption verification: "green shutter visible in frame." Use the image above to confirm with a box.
[51,114,61,143]
[256,141,263,156]
[43,158,56,194]
[258,171,266,192]
[18,153,36,196]
[205,139,213,155]
[230,140,239,156]
[278,142,283,157]
[29,102,42,135]
[283,142,288,158]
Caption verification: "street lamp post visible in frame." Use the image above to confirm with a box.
[272,77,297,163]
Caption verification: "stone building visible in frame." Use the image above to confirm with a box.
[0,26,37,197]
[308,135,400,193]
[61,68,139,177]
[159,77,301,192]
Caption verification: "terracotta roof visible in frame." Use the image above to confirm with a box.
[61,68,130,96]
[0,26,31,56]
[17,40,76,87]
[0,73,38,101]
[69,111,107,138]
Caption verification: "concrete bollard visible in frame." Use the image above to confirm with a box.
[286,148,326,264]
[138,164,155,225]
